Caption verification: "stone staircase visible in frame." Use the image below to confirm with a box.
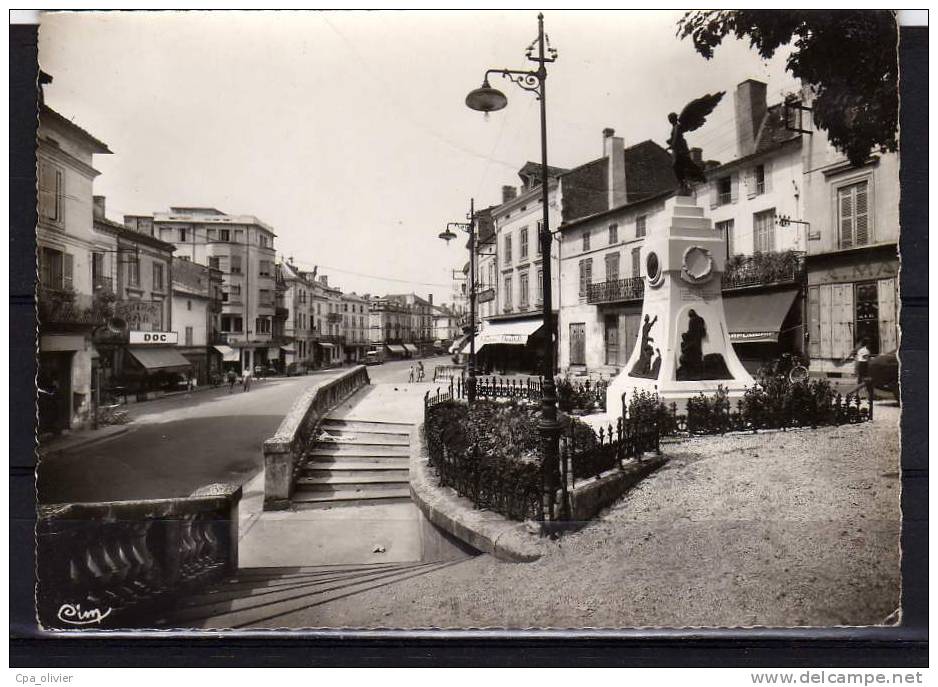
[292,418,413,509]
[153,560,463,629]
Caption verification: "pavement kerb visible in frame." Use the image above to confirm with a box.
[408,422,546,563]
[38,425,131,458]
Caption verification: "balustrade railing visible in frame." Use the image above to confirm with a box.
[586,277,645,304]
[36,486,241,629]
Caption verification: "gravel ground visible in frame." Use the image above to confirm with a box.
[277,403,902,629]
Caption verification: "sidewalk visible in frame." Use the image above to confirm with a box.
[38,423,131,457]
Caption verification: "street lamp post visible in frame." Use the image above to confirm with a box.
[438,199,477,403]
[465,12,562,524]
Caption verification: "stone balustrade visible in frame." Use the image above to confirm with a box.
[262,365,370,510]
[36,484,241,629]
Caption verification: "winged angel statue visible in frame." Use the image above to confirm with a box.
[667,92,725,195]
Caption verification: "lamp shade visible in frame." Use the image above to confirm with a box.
[465,79,508,113]
[438,228,457,243]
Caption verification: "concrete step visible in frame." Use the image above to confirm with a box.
[301,466,409,480]
[307,445,410,458]
[315,435,410,447]
[296,474,410,489]
[320,418,413,434]
[316,427,412,443]
[304,455,410,468]
[156,561,448,629]
[291,487,412,509]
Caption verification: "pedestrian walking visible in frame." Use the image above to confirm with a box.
[417,360,425,382]
[843,338,874,403]
[408,365,415,383]
[227,369,237,393]
[243,371,252,392]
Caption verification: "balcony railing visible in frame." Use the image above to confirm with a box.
[38,287,110,329]
[722,251,805,290]
[318,334,346,345]
[93,276,113,293]
[586,277,644,304]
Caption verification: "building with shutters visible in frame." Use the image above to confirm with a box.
[37,101,114,433]
[124,207,279,375]
[278,260,316,369]
[798,95,899,374]
[172,257,224,385]
[556,128,678,376]
[341,292,370,363]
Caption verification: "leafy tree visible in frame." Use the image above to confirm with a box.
[677,10,898,166]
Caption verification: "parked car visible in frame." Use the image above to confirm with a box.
[364,350,385,365]
[253,365,278,378]
[285,362,308,376]
[868,349,899,402]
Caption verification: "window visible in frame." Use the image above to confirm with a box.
[259,233,270,248]
[187,300,192,311]
[608,223,618,244]
[755,164,766,195]
[582,231,591,252]
[716,219,735,258]
[636,215,647,238]
[536,268,544,304]
[255,317,271,334]
[631,247,641,277]
[519,271,529,308]
[39,247,71,290]
[91,252,105,289]
[504,235,512,265]
[38,161,64,225]
[838,180,870,248]
[152,263,164,291]
[184,326,193,346]
[259,260,271,277]
[230,255,242,274]
[504,276,513,310]
[221,315,243,332]
[520,227,529,259]
[208,256,220,269]
[234,230,244,243]
[259,289,273,306]
[207,228,217,241]
[578,258,593,297]
[605,252,620,282]
[128,255,140,286]
[215,229,228,242]
[717,176,732,205]
[179,228,187,242]
[753,209,776,253]
[230,284,241,296]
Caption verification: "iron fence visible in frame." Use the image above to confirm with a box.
[561,416,661,487]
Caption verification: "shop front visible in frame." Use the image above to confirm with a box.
[804,245,898,374]
[724,288,802,375]
[475,316,550,376]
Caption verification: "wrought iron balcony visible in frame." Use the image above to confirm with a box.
[37,287,109,330]
[586,277,644,304]
[93,276,113,294]
[318,334,346,345]
[721,251,806,290]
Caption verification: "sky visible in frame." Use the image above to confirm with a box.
[39,10,797,305]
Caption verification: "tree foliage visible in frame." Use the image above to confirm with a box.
[677,10,898,166]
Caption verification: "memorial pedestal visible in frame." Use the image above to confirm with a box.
[606,195,754,416]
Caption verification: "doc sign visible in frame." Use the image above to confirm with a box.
[129,330,178,345]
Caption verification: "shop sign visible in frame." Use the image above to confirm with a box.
[477,288,495,304]
[129,331,178,345]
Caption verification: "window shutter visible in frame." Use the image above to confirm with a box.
[709,180,719,210]
[744,169,756,199]
[877,278,897,352]
[730,173,739,204]
[855,182,870,245]
[839,187,854,248]
[762,160,773,194]
[63,253,74,290]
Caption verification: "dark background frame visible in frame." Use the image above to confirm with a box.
[10,19,927,667]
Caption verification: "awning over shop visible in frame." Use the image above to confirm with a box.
[213,345,240,362]
[449,334,470,354]
[266,346,281,358]
[319,342,336,350]
[476,318,544,351]
[280,345,296,354]
[128,346,193,372]
[386,344,407,355]
[403,344,419,355]
[724,289,799,344]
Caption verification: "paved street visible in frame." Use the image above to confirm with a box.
[37,356,453,505]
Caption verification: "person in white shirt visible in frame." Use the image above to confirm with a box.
[844,338,873,400]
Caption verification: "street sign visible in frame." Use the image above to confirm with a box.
[477,288,495,304]
[129,331,178,345]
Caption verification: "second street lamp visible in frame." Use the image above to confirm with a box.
[466,12,562,525]
[438,199,477,404]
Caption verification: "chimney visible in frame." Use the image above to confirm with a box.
[735,79,767,158]
[502,185,517,203]
[428,293,433,306]
[93,196,106,220]
[603,128,627,209]
[689,147,703,165]
[320,275,328,286]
